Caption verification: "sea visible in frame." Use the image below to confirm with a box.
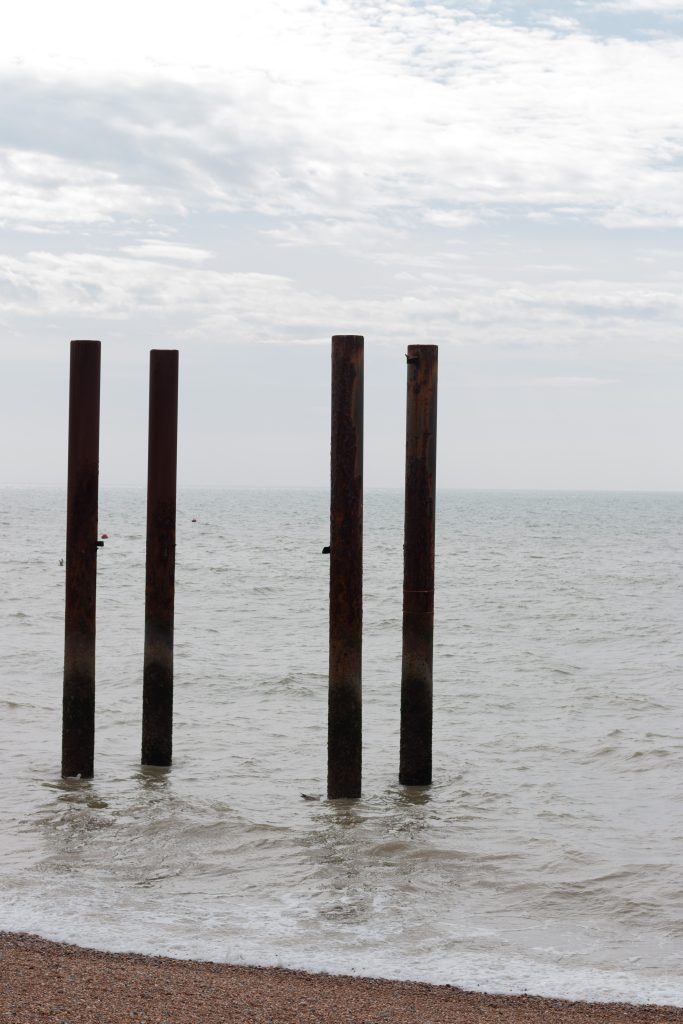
[0,487,681,1006]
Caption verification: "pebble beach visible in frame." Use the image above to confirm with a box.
[2,933,682,1024]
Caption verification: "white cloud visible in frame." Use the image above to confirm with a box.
[2,2,683,233]
[121,241,212,263]
[0,148,182,229]
[541,16,581,30]
[2,248,682,362]
[596,1,683,10]
[423,209,482,229]
[0,1,681,491]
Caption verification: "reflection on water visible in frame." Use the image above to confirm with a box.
[136,764,172,787]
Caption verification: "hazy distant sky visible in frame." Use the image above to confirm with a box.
[2,0,683,489]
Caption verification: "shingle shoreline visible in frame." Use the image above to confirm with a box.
[1,932,681,1023]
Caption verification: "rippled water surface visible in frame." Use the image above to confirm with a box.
[1,488,681,1005]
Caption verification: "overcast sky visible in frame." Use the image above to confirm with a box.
[1,0,682,489]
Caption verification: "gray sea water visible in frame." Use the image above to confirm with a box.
[0,487,681,1006]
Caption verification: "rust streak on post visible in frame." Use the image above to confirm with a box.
[142,349,179,767]
[328,335,364,799]
[399,344,438,786]
[62,339,101,779]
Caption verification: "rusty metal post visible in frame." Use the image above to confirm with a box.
[141,349,179,766]
[399,345,438,786]
[62,340,101,778]
[328,335,364,799]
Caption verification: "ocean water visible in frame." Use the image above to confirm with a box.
[0,487,681,1006]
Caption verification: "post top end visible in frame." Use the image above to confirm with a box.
[406,344,438,356]
[150,348,180,360]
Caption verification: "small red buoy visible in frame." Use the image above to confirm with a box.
[101,533,108,539]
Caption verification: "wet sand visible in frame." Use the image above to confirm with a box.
[1,932,681,1023]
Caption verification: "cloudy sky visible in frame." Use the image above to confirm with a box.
[1,0,682,489]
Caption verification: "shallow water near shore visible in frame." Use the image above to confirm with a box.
[1,488,682,1006]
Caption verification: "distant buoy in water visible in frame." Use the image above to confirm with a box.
[101,533,108,539]
[192,518,197,523]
